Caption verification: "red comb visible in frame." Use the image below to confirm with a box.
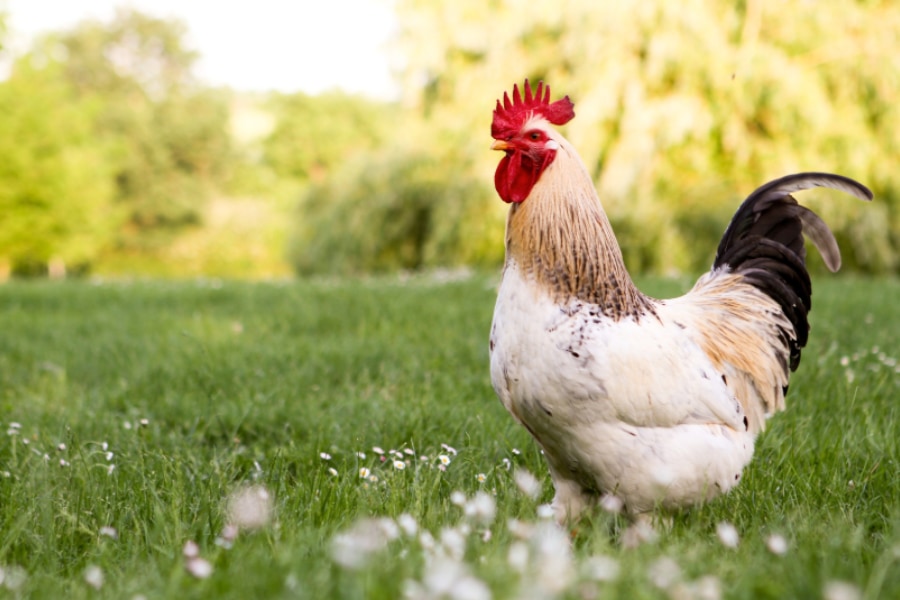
[491,79,575,139]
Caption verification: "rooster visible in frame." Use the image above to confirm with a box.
[488,80,872,523]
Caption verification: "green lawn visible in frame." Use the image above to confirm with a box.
[0,274,898,599]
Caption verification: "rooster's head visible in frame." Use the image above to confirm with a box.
[491,80,575,203]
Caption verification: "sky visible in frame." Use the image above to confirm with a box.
[2,0,399,97]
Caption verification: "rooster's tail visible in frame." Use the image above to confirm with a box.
[713,172,872,370]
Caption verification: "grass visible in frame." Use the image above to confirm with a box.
[0,273,898,599]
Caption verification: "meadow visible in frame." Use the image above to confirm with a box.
[0,273,898,599]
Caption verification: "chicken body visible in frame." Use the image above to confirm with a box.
[488,81,871,522]
[492,261,758,519]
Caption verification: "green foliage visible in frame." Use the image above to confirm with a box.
[264,91,397,183]
[0,61,116,274]
[391,0,900,274]
[32,8,232,248]
[287,145,502,275]
[0,276,898,597]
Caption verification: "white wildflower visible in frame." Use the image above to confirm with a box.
[438,454,451,466]
[464,491,496,525]
[83,565,103,590]
[622,521,658,548]
[397,513,418,537]
[1,565,27,590]
[422,557,490,600]
[823,580,862,600]
[359,467,370,478]
[182,540,200,558]
[648,556,681,589]
[377,517,400,541]
[583,555,620,582]
[372,446,384,455]
[507,540,529,572]
[215,524,239,548]
[185,557,213,579]
[693,575,723,600]
[227,485,273,530]
[440,526,468,561]
[319,452,332,460]
[765,533,789,556]
[513,468,541,499]
[441,443,457,455]
[507,518,533,540]
[57,443,66,451]
[450,490,467,506]
[418,530,436,551]
[475,473,487,483]
[531,522,575,594]
[716,522,740,548]
[331,518,393,569]
[99,526,118,540]
[448,575,491,600]
[356,451,366,459]
[328,467,339,476]
[393,460,406,470]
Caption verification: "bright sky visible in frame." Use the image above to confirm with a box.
[3,0,398,97]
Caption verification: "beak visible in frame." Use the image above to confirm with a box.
[491,140,511,151]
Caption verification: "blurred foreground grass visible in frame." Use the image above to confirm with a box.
[0,274,898,599]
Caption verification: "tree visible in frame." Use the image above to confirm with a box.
[391,0,900,273]
[264,91,398,184]
[37,8,232,246]
[0,62,116,275]
[288,142,500,276]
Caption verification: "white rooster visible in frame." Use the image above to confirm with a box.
[487,80,872,523]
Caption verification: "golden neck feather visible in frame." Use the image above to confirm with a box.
[504,142,651,318]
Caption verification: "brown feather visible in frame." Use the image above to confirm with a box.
[505,136,653,319]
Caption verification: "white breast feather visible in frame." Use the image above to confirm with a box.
[490,261,756,517]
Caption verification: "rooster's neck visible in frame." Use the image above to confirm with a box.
[505,152,651,319]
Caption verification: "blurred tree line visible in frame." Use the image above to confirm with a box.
[379,0,899,275]
[0,9,230,276]
[1,1,898,278]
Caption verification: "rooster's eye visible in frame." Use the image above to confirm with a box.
[530,132,541,140]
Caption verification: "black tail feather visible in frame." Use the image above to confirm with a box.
[714,172,872,371]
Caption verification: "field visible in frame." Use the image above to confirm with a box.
[0,273,898,599]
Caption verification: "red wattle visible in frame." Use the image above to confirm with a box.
[494,150,553,203]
